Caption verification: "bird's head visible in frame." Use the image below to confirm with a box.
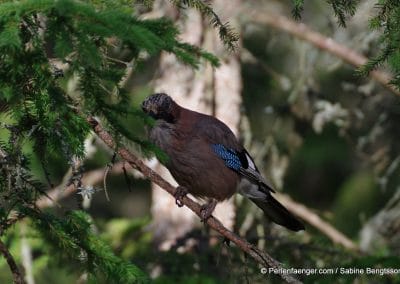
[141,93,177,122]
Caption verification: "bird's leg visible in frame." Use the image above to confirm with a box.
[174,186,188,207]
[200,199,218,222]
[223,237,231,247]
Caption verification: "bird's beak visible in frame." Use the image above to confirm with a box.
[141,100,147,113]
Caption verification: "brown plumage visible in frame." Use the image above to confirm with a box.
[142,93,304,231]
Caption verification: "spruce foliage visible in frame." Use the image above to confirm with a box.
[291,0,359,26]
[360,0,400,88]
[170,0,239,50]
[292,0,400,90]
[0,0,224,282]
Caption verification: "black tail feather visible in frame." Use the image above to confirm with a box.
[250,195,305,232]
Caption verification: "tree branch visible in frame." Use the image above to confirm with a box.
[36,147,358,251]
[20,222,34,284]
[278,194,358,251]
[35,162,126,209]
[241,11,362,251]
[87,116,301,284]
[246,11,400,96]
[36,150,358,252]
[0,239,26,284]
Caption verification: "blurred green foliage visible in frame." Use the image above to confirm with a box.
[0,0,219,282]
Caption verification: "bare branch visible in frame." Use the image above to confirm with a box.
[20,222,34,284]
[87,116,301,284]
[278,194,358,251]
[35,162,126,209]
[1,162,128,237]
[246,11,400,96]
[0,239,26,284]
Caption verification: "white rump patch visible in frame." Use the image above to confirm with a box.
[245,152,256,170]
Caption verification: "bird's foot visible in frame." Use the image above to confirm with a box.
[174,186,188,207]
[222,237,231,247]
[200,199,217,222]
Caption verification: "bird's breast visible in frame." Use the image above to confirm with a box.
[168,137,239,201]
[149,122,239,201]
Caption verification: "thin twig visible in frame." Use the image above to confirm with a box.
[0,212,25,237]
[102,152,116,202]
[0,239,26,284]
[103,165,111,202]
[245,11,400,96]
[87,116,301,284]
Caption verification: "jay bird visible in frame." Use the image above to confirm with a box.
[142,93,304,231]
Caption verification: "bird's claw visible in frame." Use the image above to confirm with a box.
[200,200,217,222]
[222,237,231,247]
[174,186,188,207]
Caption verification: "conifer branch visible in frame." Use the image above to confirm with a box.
[87,116,301,284]
[291,0,358,27]
[35,162,127,209]
[170,0,239,51]
[0,239,26,284]
[246,11,400,97]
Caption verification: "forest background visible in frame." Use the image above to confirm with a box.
[1,0,400,283]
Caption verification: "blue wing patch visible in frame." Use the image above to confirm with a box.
[211,144,241,170]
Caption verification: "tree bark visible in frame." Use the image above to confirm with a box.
[150,0,242,249]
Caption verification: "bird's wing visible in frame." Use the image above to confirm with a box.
[193,115,274,192]
[194,115,241,150]
[211,144,275,193]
